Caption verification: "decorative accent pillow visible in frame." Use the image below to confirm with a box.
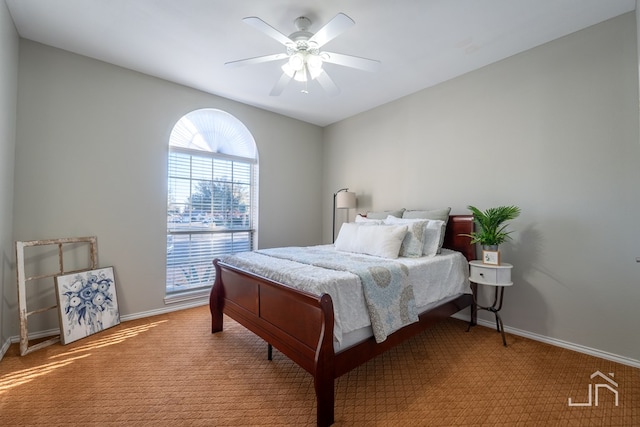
[365,208,405,220]
[383,216,427,257]
[334,223,408,259]
[385,216,446,257]
[422,220,446,256]
[401,208,451,252]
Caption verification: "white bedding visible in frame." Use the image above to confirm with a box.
[221,245,470,349]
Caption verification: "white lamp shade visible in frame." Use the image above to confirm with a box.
[307,53,323,70]
[336,191,356,209]
[289,52,305,71]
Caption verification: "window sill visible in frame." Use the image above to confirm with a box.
[164,288,211,305]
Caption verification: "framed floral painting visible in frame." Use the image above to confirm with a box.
[55,266,120,345]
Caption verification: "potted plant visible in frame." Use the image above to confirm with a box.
[463,205,521,250]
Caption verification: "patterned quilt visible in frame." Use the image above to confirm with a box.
[256,246,418,343]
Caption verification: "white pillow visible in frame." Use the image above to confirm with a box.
[334,223,408,259]
[384,216,445,257]
[335,221,360,244]
[355,214,384,224]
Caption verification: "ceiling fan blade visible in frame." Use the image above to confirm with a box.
[270,72,292,96]
[315,70,340,96]
[243,16,293,46]
[322,52,381,72]
[225,53,288,68]
[309,13,354,48]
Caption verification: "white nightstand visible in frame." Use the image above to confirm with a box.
[467,260,513,346]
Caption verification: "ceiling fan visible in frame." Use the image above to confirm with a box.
[225,13,381,96]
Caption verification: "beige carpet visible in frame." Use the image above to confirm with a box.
[0,305,638,426]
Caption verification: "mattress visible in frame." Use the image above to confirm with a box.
[221,245,470,350]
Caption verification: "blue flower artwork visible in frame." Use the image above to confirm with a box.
[55,266,120,345]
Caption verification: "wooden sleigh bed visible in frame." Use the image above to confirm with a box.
[210,215,477,426]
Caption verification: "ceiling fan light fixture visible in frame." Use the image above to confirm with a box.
[288,52,305,71]
[282,62,308,82]
[294,69,307,82]
[307,53,323,70]
[308,66,323,80]
[233,13,379,96]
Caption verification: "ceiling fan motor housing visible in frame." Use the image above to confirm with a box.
[289,17,314,43]
[294,16,311,31]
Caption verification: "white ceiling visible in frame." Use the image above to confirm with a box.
[5,0,636,127]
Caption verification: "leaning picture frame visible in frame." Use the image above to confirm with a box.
[482,250,500,265]
[54,266,120,345]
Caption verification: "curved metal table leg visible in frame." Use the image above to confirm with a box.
[468,284,509,346]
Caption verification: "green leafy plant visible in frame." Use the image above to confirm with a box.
[463,205,521,246]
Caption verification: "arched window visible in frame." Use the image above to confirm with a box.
[166,109,258,296]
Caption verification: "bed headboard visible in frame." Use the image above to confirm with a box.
[443,215,475,261]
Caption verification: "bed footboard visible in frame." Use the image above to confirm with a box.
[210,258,336,426]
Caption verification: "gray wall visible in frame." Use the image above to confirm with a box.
[0,0,19,351]
[8,40,323,334]
[2,9,639,367]
[324,13,640,363]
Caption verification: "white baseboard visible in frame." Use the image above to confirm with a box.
[0,327,60,361]
[3,301,637,370]
[0,337,10,361]
[0,297,209,362]
[120,298,208,322]
[453,313,640,369]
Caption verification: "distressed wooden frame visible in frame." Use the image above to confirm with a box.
[15,236,98,356]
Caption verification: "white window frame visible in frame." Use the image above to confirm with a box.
[166,109,258,300]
